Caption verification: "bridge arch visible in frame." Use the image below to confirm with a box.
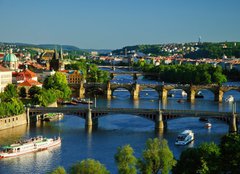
[139,87,160,98]
[223,89,240,102]
[195,89,215,100]
[111,87,132,98]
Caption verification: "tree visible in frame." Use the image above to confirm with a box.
[220,134,240,174]
[3,84,18,101]
[115,144,137,174]
[19,87,27,98]
[172,142,221,174]
[32,89,58,106]
[138,138,176,174]
[43,72,71,99]
[28,85,42,99]
[70,159,110,174]
[49,166,66,174]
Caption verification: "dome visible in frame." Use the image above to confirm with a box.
[3,53,18,62]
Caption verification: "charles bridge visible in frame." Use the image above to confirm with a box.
[71,82,240,103]
[28,107,239,133]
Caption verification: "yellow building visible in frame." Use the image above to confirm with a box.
[40,50,55,61]
[67,70,83,84]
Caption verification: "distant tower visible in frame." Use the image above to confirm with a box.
[50,49,60,71]
[198,36,202,44]
[59,46,63,61]
[125,48,127,57]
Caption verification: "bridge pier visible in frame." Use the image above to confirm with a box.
[133,73,138,81]
[187,88,196,102]
[214,89,223,103]
[161,88,168,101]
[131,83,139,100]
[26,107,30,124]
[106,81,112,99]
[85,108,93,128]
[79,82,85,99]
[155,110,164,130]
[229,113,238,133]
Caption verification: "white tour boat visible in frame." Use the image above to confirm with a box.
[175,130,194,145]
[0,136,61,159]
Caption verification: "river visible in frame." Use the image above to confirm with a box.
[0,74,239,174]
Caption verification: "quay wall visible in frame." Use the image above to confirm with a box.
[0,113,27,131]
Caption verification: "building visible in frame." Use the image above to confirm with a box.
[0,65,12,92]
[67,70,83,84]
[2,49,19,71]
[17,79,42,90]
[14,68,38,84]
[14,68,42,90]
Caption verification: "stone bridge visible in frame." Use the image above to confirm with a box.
[28,107,239,133]
[74,82,240,102]
[109,71,157,80]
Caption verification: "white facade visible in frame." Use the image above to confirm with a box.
[0,71,12,93]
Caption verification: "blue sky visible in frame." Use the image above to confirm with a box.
[0,0,239,49]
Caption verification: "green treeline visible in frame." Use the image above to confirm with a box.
[50,134,240,174]
[50,138,176,174]
[173,133,240,174]
[0,84,25,117]
[141,63,227,85]
[112,42,240,58]
[185,42,240,59]
[65,60,110,83]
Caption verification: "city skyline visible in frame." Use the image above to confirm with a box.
[0,0,240,49]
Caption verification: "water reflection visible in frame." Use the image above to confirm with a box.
[0,124,29,145]
[0,145,61,174]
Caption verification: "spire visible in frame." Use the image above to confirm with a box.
[60,46,63,60]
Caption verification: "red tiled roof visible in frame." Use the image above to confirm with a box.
[18,79,42,87]
[17,69,36,79]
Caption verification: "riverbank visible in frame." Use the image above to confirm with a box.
[0,113,27,131]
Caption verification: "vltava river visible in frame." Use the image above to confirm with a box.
[0,75,239,173]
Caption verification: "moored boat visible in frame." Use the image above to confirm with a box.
[195,91,204,98]
[205,122,212,129]
[175,130,194,145]
[79,98,93,104]
[225,95,234,102]
[0,136,61,159]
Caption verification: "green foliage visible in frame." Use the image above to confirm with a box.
[43,72,71,99]
[184,42,240,59]
[141,63,227,85]
[138,138,176,174]
[65,61,110,83]
[2,84,18,101]
[70,159,110,174]
[115,144,137,174]
[19,87,27,98]
[220,134,240,173]
[0,97,24,118]
[28,85,42,99]
[87,64,109,83]
[32,89,58,107]
[49,166,66,174]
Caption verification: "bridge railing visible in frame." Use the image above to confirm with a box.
[29,107,239,118]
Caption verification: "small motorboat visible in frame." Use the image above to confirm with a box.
[205,122,212,129]
[177,99,185,103]
[168,93,174,97]
[181,91,187,97]
[195,91,204,98]
[225,95,234,102]
[175,130,194,145]
[199,117,208,122]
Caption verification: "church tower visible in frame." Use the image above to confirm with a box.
[50,49,60,71]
